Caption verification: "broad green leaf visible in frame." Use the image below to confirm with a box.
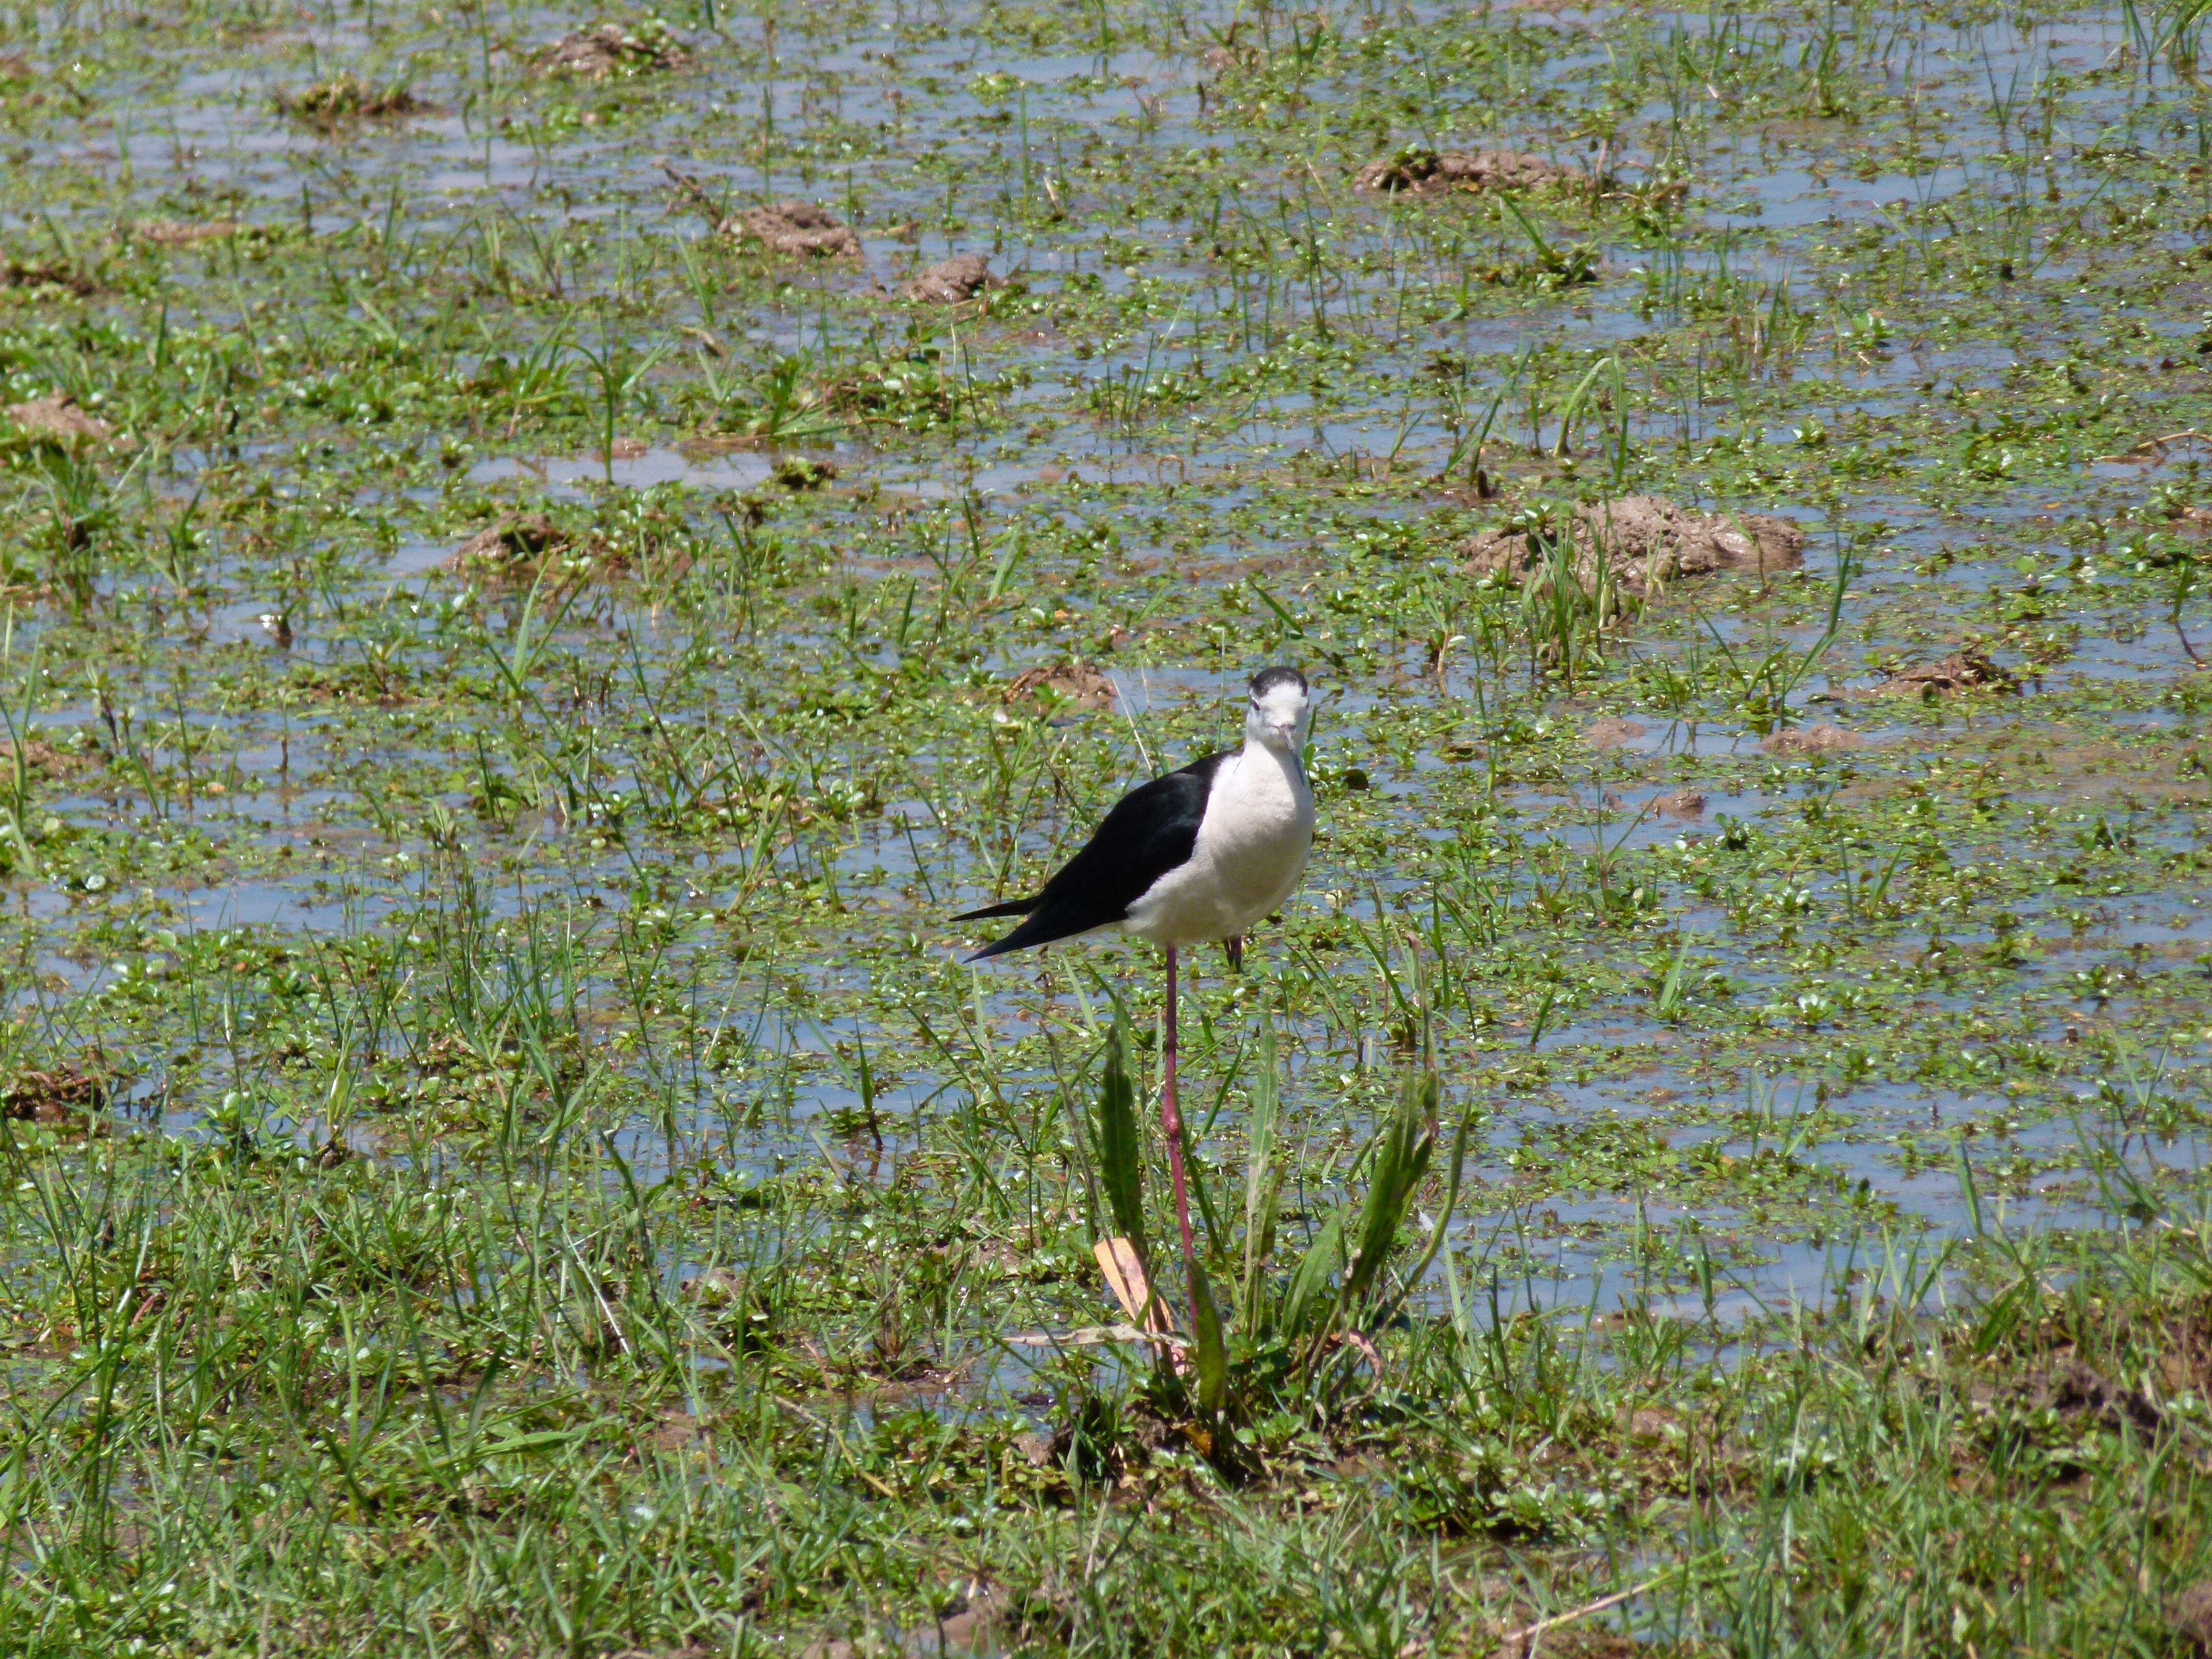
[1281,1206,1346,1339]
[1093,1014,1146,1262]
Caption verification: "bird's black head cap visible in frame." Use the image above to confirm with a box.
[1248,666,1307,698]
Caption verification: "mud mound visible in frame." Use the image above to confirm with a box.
[899,253,998,304]
[279,74,422,122]
[451,513,570,570]
[1879,648,2015,697]
[1762,725,1864,756]
[9,737,90,779]
[723,200,861,260]
[5,395,113,448]
[1463,496,1804,599]
[1356,146,1590,196]
[450,511,689,584]
[771,456,835,491]
[2,259,98,296]
[537,21,687,78]
[1004,664,1116,710]
[1580,717,1644,749]
[137,219,239,246]
[3,1066,108,1129]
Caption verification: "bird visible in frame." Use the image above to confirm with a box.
[954,666,1316,1331]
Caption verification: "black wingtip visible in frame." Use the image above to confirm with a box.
[955,900,1037,963]
[960,901,1104,962]
[950,897,1033,924]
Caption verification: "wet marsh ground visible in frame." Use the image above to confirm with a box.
[2,0,2212,1652]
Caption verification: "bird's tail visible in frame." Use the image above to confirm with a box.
[950,896,1035,923]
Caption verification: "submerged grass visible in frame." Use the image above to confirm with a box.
[0,0,2206,1650]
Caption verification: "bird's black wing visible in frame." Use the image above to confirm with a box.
[960,751,1227,961]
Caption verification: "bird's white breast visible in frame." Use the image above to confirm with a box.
[1124,744,1314,946]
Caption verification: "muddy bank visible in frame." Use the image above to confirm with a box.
[1879,649,2016,696]
[1463,496,1805,598]
[1003,663,1116,710]
[278,74,422,123]
[1357,147,1593,195]
[537,22,688,78]
[725,200,861,259]
[899,253,998,303]
[5,395,114,447]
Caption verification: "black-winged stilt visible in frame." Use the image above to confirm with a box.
[955,667,1316,1328]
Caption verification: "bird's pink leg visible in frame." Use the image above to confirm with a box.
[1159,944,1199,1310]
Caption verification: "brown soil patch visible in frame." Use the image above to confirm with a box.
[2170,1581,2212,1657]
[1762,725,1864,756]
[1463,496,1805,599]
[1500,1633,1643,1659]
[3,1067,109,1129]
[2154,1296,2212,1400]
[2028,1358,2163,1435]
[898,252,999,304]
[1656,790,1705,816]
[1879,648,2015,697]
[451,513,571,571]
[10,737,90,779]
[537,22,688,78]
[5,395,113,448]
[722,201,861,260]
[1357,146,1593,195]
[1004,664,1116,710]
[650,1409,701,1452]
[2,259,98,296]
[928,1586,1007,1656]
[802,1585,1006,1658]
[1582,717,1645,749]
[687,1266,750,1307]
[448,506,702,589]
[1621,1406,1684,1440]
[136,219,239,246]
[279,74,422,122]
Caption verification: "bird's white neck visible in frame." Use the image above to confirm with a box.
[1241,732,1309,795]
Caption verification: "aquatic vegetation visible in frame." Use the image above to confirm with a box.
[276,73,424,124]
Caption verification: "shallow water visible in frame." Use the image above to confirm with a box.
[0,0,2207,1378]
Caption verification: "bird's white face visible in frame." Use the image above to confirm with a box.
[1245,670,1311,752]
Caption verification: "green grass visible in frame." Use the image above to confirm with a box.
[0,0,2207,1651]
